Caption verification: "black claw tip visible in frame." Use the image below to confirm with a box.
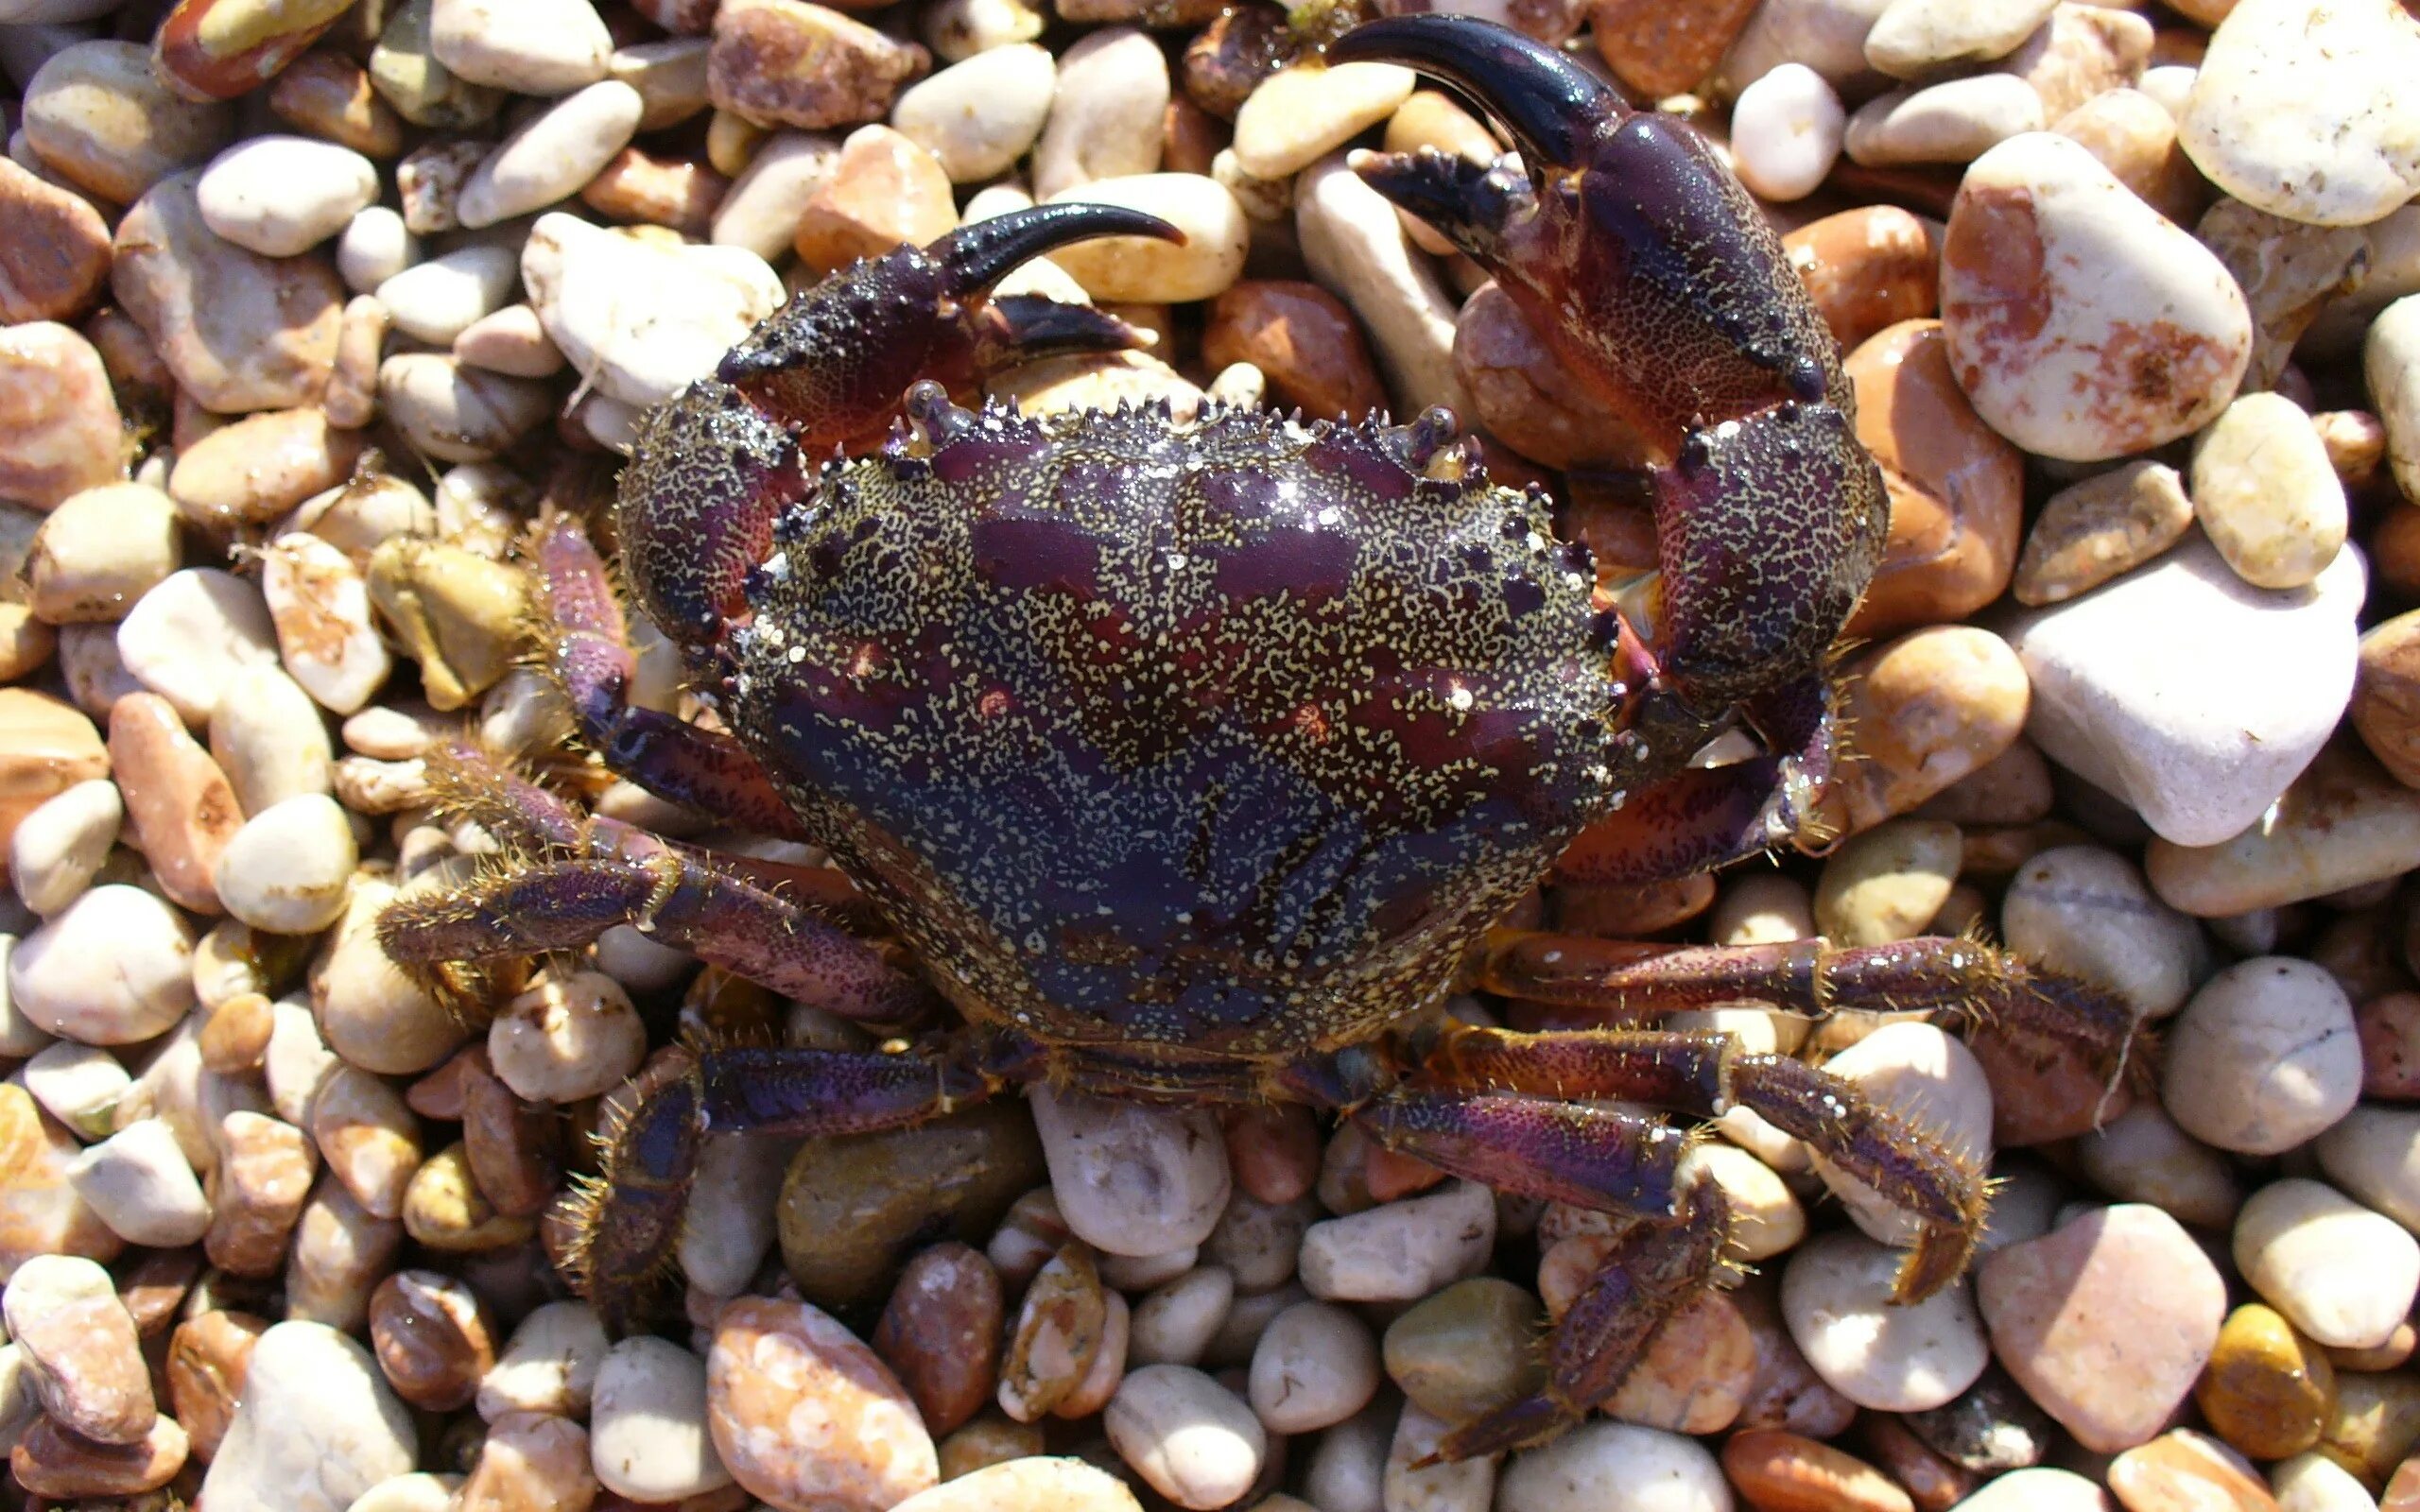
[1329,16,1614,172]
[933,203,1186,295]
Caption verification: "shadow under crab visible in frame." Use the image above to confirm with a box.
[380,15,2146,1462]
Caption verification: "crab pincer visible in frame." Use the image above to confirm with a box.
[1335,16,1891,877]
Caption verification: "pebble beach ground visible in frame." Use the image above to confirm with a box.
[2,0,2420,1510]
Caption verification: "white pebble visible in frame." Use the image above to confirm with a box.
[115,568,281,726]
[1730,64,1845,201]
[890,43,1055,183]
[428,0,613,94]
[69,1116,211,1247]
[1496,1420,1731,1512]
[337,207,420,296]
[9,778,120,917]
[1128,1266,1234,1368]
[489,971,648,1104]
[590,1335,732,1502]
[1031,1085,1231,1257]
[458,80,643,230]
[200,1322,416,1512]
[2161,957,2360,1155]
[1247,1300,1379,1434]
[2233,1178,2420,1350]
[214,794,357,935]
[9,885,195,1045]
[1781,1229,1989,1412]
[376,243,521,347]
[1230,60,1414,180]
[1299,1179,1497,1302]
[197,135,378,257]
[479,1300,610,1421]
[262,534,391,716]
[23,1038,130,1137]
[1104,1364,1266,1512]
[209,663,334,816]
[1045,174,1249,304]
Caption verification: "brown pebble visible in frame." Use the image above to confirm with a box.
[1182,4,1291,119]
[998,1241,1108,1422]
[1588,0,1761,98]
[461,1411,598,1512]
[2002,1,2152,120]
[205,1111,319,1276]
[2197,199,2371,396]
[2198,1303,2338,1463]
[1783,207,1941,354]
[2013,460,2194,607]
[2322,1369,2420,1486]
[154,0,353,101]
[371,1268,499,1413]
[0,321,125,508]
[1735,1278,1858,1440]
[0,159,112,325]
[708,0,930,130]
[1202,281,1386,423]
[461,1050,563,1220]
[1859,1414,1977,1512]
[2332,1322,2419,1375]
[1841,318,2022,639]
[873,1242,1005,1437]
[2359,994,2420,1100]
[1164,95,1227,177]
[1453,280,1652,470]
[108,692,242,915]
[2354,609,2420,790]
[167,405,367,529]
[1722,1428,1915,1512]
[936,1412,1046,1480]
[269,49,407,158]
[580,146,729,235]
[2109,1428,2279,1512]
[199,991,276,1074]
[310,1064,426,1221]
[406,1142,539,1252]
[165,1309,266,1463]
[117,1247,201,1339]
[0,1083,123,1277]
[0,687,111,855]
[9,1412,189,1499]
[1827,626,2030,833]
[792,124,956,274]
[2050,88,2204,228]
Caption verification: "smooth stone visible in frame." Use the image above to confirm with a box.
[478,1300,609,1422]
[1045,174,1249,304]
[705,0,930,132]
[2235,1179,2420,1351]
[375,355,553,464]
[1812,1022,1995,1250]
[1496,1420,1731,1512]
[1828,625,2031,832]
[1030,26,1164,200]
[196,135,378,257]
[21,41,232,203]
[1296,150,1466,416]
[1783,204,1942,352]
[2054,86,2205,229]
[2191,391,2346,591]
[1730,63,1846,202]
[1865,0,2058,75]
[707,1297,937,1511]
[2272,1452,2375,1512]
[428,0,612,94]
[1129,1266,1233,1368]
[68,1118,209,1247]
[1382,1277,1546,1424]
[9,885,194,1044]
[522,213,783,408]
[2001,535,2361,848]
[2076,1103,2242,1229]
[1030,1087,1229,1258]
[1104,1365,1265,1511]
[1977,1204,2225,1453]
[2178,0,2420,227]
[1231,60,1413,180]
[1249,1300,1380,1435]
[1813,818,1963,946]
[2197,1303,2337,1463]
[457,80,643,229]
[0,1083,122,1278]
[591,1335,731,1501]
[2148,744,2420,916]
[377,243,518,347]
[200,1322,416,1512]
[1781,1230,1990,1412]
[1941,131,2251,461]
[1723,1429,1915,1512]
[2316,1106,2420,1233]
[2002,845,2201,1020]
[262,533,390,715]
[889,43,1053,182]
[2161,956,2359,1155]
[2377,295,2420,505]
[0,321,121,508]
[1299,1179,1497,1302]
[1844,75,2045,165]
[4,1253,151,1444]
[1950,1468,2114,1511]
[214,794,355,935]
[2013,460,2195,607]
[9,777,120,916]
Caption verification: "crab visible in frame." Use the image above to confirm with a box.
[379,15,2142,1461]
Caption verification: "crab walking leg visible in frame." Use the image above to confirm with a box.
[614,203,1179,661]
[1407,1023,1988,1300]
[1478,931,2148,1088]
[377,850,932,1022]
[1344,1084,1733,1460]
[531,512,818,840]
[575,1040,1011,1334]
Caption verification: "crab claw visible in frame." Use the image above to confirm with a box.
[615,204,1180,658]
[1336,14,1887,720]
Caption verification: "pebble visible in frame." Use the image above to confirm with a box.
[479,1301,609,1421]
[999,1242,1108,1420]
[708,0,931,130]
[21,41,233,204]
[262,533,390,715]
[208,1109,319,1274]
[2161,956,2360,1153]
[1300,1178,1496,1302]
[1593,0,1760,94]
[309,1063,423,1220]
[1496,1420,1731,1512]
[429,0,612,93]
[2003,536,2361,848]
[1941,131,2251,461]
[375,353,554,465]
[9,884,195,1044]
[110,689,242,911]
[1732,63,1847,202]
[1249,1300,1379,1434]
[489,971,646,1104]
[27,484,180,627]
[1782,1230,1990,1412]
[9,1410,188,1500]
[1383,1275,1545,1423]
[459,1410,595,1512]
[68,1117,210,1247]
[1202,281,1387,422]
[891,1456,1145,1512]
[2053,87,2204,230]
[459,80,643,229]
[708,1297,938,1512]
[210,665,331,817]
[2197,1303,2338,1462]
[169,406,366,532]
[455,302,566,378]
[403,1141,533,1252]
[2076,1103,2241,1229]
[1783,206,1940,354]
[0,1082,122,1276]
[1385,1398,1495,1512]
[2116,1434,2279,1512]
[1296,151,1465,416]
[791,124,957,272]
[2002,3,2151,121]
[1722,1429,1914,1512]
[1130,1265,1234,1367]
[710,129,841,258]
[1949,1469,2113,1511]
[1842,319,2023,638]
[591,1334,730,1501]
[1606,1288,1757,1435]
[196,135,378,258]
[1821,626,2026,833]
[0,321,121,509]
[369,1269,493,1413]
[0,157,110,324]
[268,50,406,158]
[2376,296,2420,505]
[201,1321,416,1512]
[2012,461,2194,607]
[1865,0,2056,76]
[1105,1365,1266,1512]
[379,243,519,349]
[2235,1179,2420,1351]
[2002,845,2201,1020]
[1844,76,2046,166]
[4,1253,152,1444]
[1046,174,1249,304]
[1977,1204,2225,1452]
[1814,818,1963,946]
[523,213,784,409]
[2276,1454,2380,1512]
[2315,1368,2420,1485]
[1813,1022,1994,1249]
[0,688,109,855]
[891,43,1054,182]
[111,172,345,415]
[1033,27,1166,199]
[2177,0,2420,227]
[872,1242,1002,1435]
[1031,1087,1231,1258]
[2200,201,2372,394]
[1232,60,1413,180]
[338,207,419,295]
[2316,1107,2420,1241]
[9,777,120,916]
[778,1104,1042,1307]
[24,1040,127,1138]
[2191,391,2346,591]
